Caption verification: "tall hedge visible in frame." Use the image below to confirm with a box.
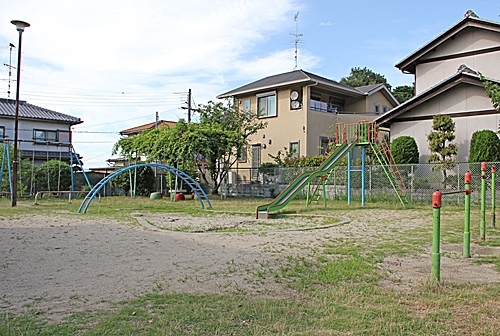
[469,130,500,162]
[390,136,419,164]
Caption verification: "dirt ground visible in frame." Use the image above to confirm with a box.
[1,209,499,321]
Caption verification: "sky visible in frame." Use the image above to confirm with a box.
[1,0,499,168]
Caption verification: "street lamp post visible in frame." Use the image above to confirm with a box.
[11,20,30,207]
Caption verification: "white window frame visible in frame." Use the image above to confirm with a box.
[257,91,277,118]
[243,98,251,113]
[34,129,58,142]
[319,136,329,155]
[0,126,5,139]
[238,145,247,163]
[289,141,300,158]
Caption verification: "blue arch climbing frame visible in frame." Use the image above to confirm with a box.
[78,163,211,213]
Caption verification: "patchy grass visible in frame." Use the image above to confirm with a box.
[1,196,500,335]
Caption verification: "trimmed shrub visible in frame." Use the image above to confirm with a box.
[390,136,419,164]
[469,130,500,162]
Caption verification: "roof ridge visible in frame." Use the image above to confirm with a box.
[464,10,478,18]
[457,64,478,75]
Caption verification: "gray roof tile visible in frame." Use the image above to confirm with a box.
[0,98,82,125]
[217,69,362,98]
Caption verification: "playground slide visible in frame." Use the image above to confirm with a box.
[256,141,355,219]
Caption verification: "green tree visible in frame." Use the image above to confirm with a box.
[34,160,72,192]
[480,74,500,110]
[392,85,414,104]
[0,144,34,195]
[469,130,500,162]
[427,115,457,188]
[340,67,391,91]
[111,166,155,196]
[390,136,419,164]
[113,101,266,194]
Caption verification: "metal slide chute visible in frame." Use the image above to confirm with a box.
[256,141,354,219]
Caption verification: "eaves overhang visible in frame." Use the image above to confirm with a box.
[374,69,498,128]
[396,12,500,74]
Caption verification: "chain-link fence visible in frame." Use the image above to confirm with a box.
[222,162,500,205]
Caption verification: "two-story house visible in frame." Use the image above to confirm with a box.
[0,98,83,165]
[375,10,500,162]
[217,69,398,171]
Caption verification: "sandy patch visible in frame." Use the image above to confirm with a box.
[0,210,498,322]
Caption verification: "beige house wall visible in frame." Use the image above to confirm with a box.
[232,81,396,170]
[391,113,500,163]
[365,91,393,114]
[306,110,337,156]
[390,83,498,163]
[416,28,500,94]
[237,89,308,169]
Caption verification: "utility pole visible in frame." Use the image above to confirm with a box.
[3,43,16,98]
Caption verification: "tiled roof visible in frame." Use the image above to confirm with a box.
[217,69,362,98]
[355,84,384,94]
[374,65,500,127]
[0,98,82,124]
[120,120,177,136]
[396,11,500,74]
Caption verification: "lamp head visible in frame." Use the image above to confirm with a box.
[11,20,30,32]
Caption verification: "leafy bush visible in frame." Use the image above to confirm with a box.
[413,177,431,190]
[34,160,72,191]
[468,129,500,162]
[285,155,324,168]
[111,166,156,196]
[0,144,33,194]
[390,136,419,164]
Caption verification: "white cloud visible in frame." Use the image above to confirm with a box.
[0,0,303,166]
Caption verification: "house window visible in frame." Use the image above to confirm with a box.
[34,129,57,142]
[257,92,276,118]
[375,104,380,114]
[319,136,329,155]
[238,145,247,162]
[329,97,344,113]
[0,126,5,139]
[383,105,388,113]
[243,99,250,113]
[290,141,299,158]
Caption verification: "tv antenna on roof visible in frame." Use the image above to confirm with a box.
[291,12,303,70]
[3,43,16,98]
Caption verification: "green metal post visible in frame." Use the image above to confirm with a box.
[432,190,442,282]
[463,172,472,258]
[491,165,496,229]
[322,178,327,208]
[480,162,487,241]
[306,181,311,205]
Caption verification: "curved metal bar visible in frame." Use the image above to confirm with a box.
[78,163,211,213]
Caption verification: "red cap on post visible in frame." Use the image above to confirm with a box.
[492,165,497,173]
[481,162,487,171]
[464,171,471,184]
[432,190,442,209]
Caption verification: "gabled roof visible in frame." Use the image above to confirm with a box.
[217,69,363,99]
[355,83,399,106]
[374,65,498,127]
[0,98,82,125]
[120,120,176,136]
[396,10,500,74]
